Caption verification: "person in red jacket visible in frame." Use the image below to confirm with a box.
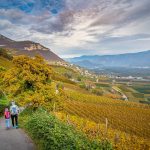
[4,107,11,129]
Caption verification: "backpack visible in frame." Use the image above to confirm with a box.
[11,106,18,115]
[5,111,10,119]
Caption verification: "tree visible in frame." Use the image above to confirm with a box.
[0,55,61,110]
[77,76,82,81]
[64,72,72,79]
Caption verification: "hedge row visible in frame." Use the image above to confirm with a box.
[0,97,9,116]
[21,109,112,150]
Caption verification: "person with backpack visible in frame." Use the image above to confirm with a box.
[4,107,11,129]
[10,101,19,128]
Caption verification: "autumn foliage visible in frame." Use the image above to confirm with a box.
[0,55,60,109]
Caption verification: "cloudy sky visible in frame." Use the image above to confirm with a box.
[0,0,150,58]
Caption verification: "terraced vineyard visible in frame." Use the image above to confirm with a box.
[64,90,150,139]
[56,112,150,150]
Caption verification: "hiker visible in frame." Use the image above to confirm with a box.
[4,107,11,129]
[10,101,19,128]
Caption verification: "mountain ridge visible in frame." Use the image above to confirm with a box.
[67,50,150,68]
[0,34,63,62]
[70,50,150,58]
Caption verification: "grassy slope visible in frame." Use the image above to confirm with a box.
[51,65,79,78]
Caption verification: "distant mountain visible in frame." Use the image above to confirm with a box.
[0,34,63,62]
[72,60,101,69]
[67,50,150,69]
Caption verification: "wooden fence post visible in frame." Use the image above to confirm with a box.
[114,133,120,144]
[66,114,70,124]
[105,118,108,138]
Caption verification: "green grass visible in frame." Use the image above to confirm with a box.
[51,65,79,79]
[133,86,150,94]
[132,93,144,98]
[118,85,133,92]
[96,83,110,88]
[52,65,76,74]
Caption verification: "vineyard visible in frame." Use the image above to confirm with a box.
[59,90,150,149]
[56,112,150,150]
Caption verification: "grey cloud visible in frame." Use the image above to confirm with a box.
[102,34,150,43]
[0,20,13,30]
[0,8,55,26]
[0,9,35,24]
[2,0,149,35]
[89,0,150,27]
[31,10,74,34]
[124,0,150,22]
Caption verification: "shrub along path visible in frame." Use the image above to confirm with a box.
[0,118,35,150]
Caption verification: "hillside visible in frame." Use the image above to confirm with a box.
[0,54,150,149]
[67,50,150,68]
[0,55,112,149]
[0,34,63,62]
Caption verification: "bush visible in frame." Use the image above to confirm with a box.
[0,66,6,72]
[79,83,92,91]
[64,72,72,79]
[0,97,9,116]
[77,76,82,81]
[21,109,112,150]
[0,104,6,116]
[91,89,103,96]
[1,55,59,108]
[79,83,86,89]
